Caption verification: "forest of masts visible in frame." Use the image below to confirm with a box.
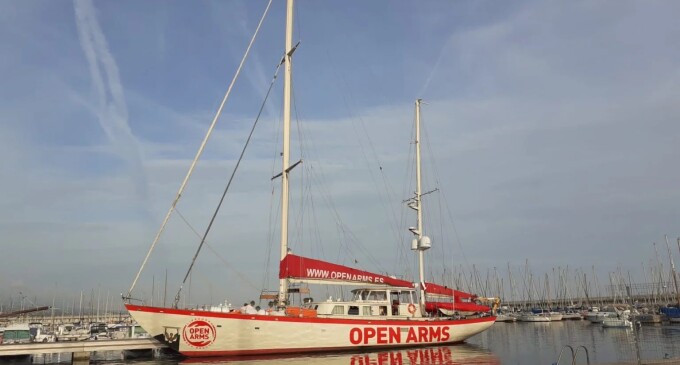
[0,287,128,323]
[444,236,680,310]
[3,237,680,316]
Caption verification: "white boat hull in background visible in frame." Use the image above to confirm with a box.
[518,313,551,322]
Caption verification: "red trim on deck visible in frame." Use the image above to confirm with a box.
[124,304,495,326]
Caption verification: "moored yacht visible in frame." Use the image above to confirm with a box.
[123,1,496,357]
[518,312,551,322]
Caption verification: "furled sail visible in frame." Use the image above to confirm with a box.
[423,282,477,300]
[280,254,414,287]
[423,282,491,314]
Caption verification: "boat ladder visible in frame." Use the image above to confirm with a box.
[553,345,590,365]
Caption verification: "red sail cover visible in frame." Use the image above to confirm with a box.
[280,254,414,287]
[423,282,490,313]
[424,301,491,314]
[424,282,477,300]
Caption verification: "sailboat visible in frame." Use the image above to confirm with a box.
[124,0,495,357]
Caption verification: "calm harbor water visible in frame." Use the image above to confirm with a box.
[20,321,680,365]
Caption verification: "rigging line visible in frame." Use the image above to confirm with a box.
[345,100,401,268]
[291,78,307,251]
[287,91,335,258]
[421,113,472,274]
[262,186,281,293]
[173,56,284,308]
[262,68,286,293]
[318,47,397,271]
[292,89,321,259]
[353,110,404,249]
[397,109,418,278]
[348,116,398,265]
[417,113,449,277]
[300,142,365,266]
[175,208,260,291]
[308,173,325,260]
[290,88,383,273]
[126,0,274,298]
[306,148,386,271]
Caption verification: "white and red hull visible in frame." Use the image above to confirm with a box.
[125,304,495,357]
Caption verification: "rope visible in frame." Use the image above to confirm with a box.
[175,209,259,290]
[126,0,274,299]
[173,56,284,308]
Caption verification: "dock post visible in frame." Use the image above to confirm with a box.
[71,351,90,365]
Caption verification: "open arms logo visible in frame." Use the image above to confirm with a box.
[182,319,217,348]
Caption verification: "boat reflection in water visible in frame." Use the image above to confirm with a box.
[180,344,499,365]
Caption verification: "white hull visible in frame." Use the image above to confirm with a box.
[560,313,583,320]
[494,314,516,322]
[436,308,476,317]
[518,314,550,322]
[126,304,495,357]
[548,312,563,321]
[586,312,617,323]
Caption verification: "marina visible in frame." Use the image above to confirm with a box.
[2,0,680,364]
[3,320,680,364]
[6,289,680,363]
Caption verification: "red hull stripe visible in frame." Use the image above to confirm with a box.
[125,304,496,326]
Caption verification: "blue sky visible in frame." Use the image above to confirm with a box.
[1,0,679,309]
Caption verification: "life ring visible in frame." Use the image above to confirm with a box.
[408,303,416,314]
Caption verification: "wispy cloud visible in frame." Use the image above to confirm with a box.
[73,0,148,206]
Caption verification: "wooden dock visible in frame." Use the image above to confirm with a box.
[0,338,166,364]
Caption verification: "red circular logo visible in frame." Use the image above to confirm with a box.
[182,319,217,348]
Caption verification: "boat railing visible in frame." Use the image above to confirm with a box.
[554,344,591,365]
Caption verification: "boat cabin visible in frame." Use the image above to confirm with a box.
[1,324,32,344]
[314,288,421,318]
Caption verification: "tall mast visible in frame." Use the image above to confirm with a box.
[415,99,426,305]
[278,0,294,305]
[665,235,680,307]
[409,99,431,311]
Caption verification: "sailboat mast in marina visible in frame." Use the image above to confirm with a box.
[411,99,431,315]
[123,0,495,357]
[277,0,293,307]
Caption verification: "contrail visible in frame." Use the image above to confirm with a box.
[73,0,149,207]
[418,37,449,98]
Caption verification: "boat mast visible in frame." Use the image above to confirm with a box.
[665,235,680,307]
[409,99,431,311]
[278,0,294,305]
